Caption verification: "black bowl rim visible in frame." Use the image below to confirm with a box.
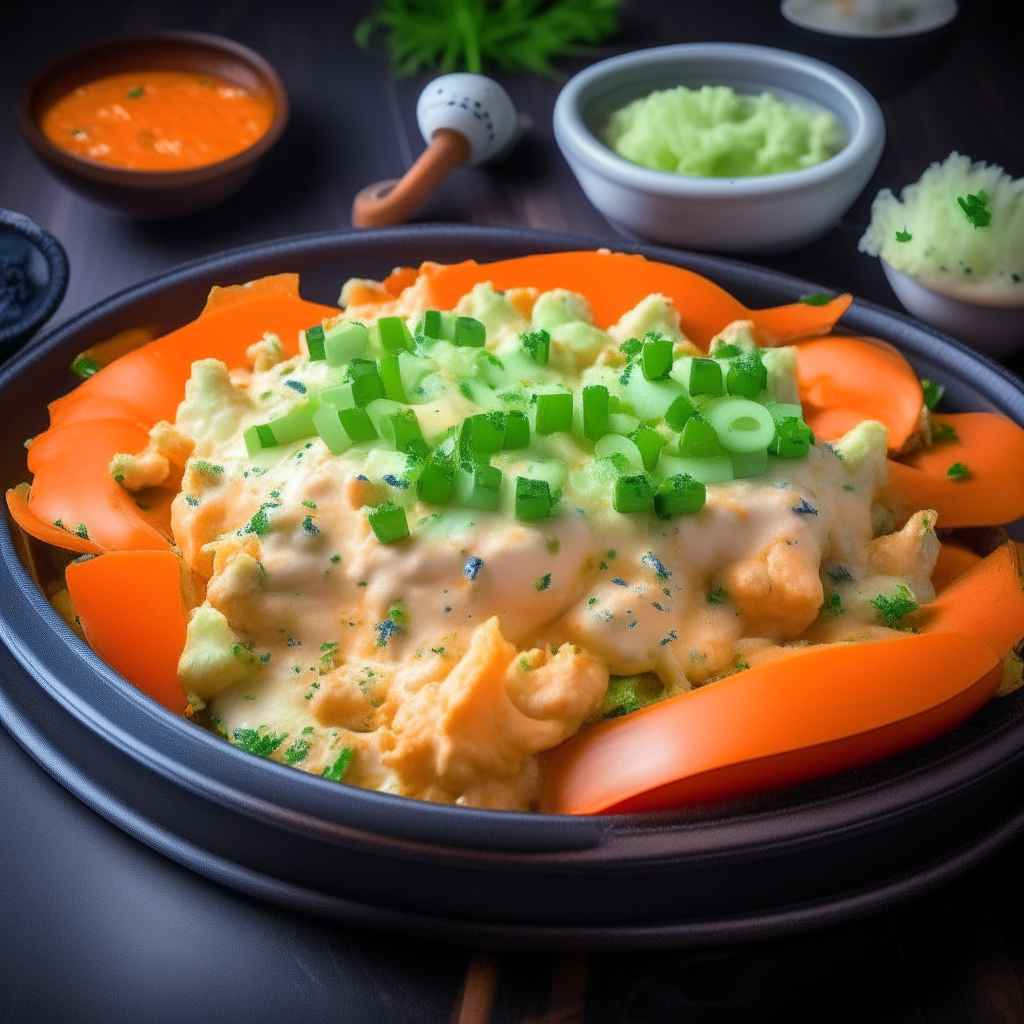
[13,29,290,191]
[0,206,69,351]
[3,224,1024,943]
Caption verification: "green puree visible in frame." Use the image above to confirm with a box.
[602,84,845,178]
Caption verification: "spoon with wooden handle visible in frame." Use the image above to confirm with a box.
[351,73,520,228]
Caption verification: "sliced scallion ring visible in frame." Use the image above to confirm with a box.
[704,398,776,454]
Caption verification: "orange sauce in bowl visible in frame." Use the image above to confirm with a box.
[41,70,275,171]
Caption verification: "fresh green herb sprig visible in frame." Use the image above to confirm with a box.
[355,0,619,78]
[957,191,992,229]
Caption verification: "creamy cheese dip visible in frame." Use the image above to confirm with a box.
[114,279,936,811]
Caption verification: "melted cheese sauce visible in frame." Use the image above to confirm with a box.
[125,282,937,811]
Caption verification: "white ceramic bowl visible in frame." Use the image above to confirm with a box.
[882,262,1024,359]
[553,42,885,253]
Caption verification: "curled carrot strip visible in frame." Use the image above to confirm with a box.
[795,335,924,453]
[420,251,851,349]
[888,413,1024,528]
[5,484,103,555]
[918,541,1024,659]
[542,632,999,815]
[932,540,983,595]
[10,275,338,553]
[65,550,190,715]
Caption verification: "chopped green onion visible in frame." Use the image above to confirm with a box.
[582,384,609,442]
[654,473,706,518]
[455,316,486,347]
[769,416,815,458]
[367,501,409,544]
[417,457,455,503]
[515,477,555,520]
[629,424,665,472]
[321,746,354,781]
[380,353,407,402]
[725,352,767,399]
[613,474,654,513]
[535,392,572,435]
[732,448,768,478]
[799,293,832,306]
[521,329,550,364]
[268,400,320,445]
[704,398,775,453]
[312,406,351,455]
[324,321,369,366]
[688,358,723,397]
[658,453,733,485]
[305,324,327,361]
[243,423,280,457]
[71,354,101,378]
[383,409,425,453]
[664,391,698,432]
[345,358,386,406]
[946,461,970,480]
[641,335,673,381]
[679,415,725,458]
[378,316,414,353]
[921,379,944,410]
[419,309,443,339]
[337,407,379,442]
[455,464,503,510]
[503,410,530,450]
[711,343,743,359]
[595,433,644,474]
[462,412,506,457]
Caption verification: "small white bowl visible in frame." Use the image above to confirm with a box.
[882,262,1024,359]
[553,42,885,253]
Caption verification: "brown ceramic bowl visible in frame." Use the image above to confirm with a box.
[14,31,289,218]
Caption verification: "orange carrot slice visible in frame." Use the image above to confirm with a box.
[932,540,983,594]
[5,484,104,555]
[65,550,189,715]
[795,335,924,453]
[888,413,1024,528]
[918,541,1024,658]
[542,631,999,815]
[420,251,851,349]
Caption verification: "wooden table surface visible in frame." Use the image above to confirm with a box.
[2,2,1024,1022]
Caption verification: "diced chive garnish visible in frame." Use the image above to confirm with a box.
[725,352,767,399]
[503,410,530,450]
[799,293,832,305]
[71,354,101,379]
[305,324,327,361]
[946,461,970,480]
[921,379,944,410]
[654,473,706,518]
[384,409,425,454]
[417,457,455,503]
[269,401,320,445]
[337,407,378,442]
[457,464,503,510]
[462,412,506,457]
[521,328,550,364]
[419,309,443,339]
[455,316,486,347]
[378,316,414,353]
[346,358,386,406]
[688,358,723,397]
[582,384,609,442]
[769,416,815,458]
[367,501,409,544]
[127,86,144,98]
[640,335,673,381]
[324,320,369,366]
[712,343,743,359]
[535,391,572,435]
[380,353,407,402]
[664,391,697,432]
[515,477,555,520]
[931,421,959,443]
[244,423,280,457]
[679,416,724,458]
[613,474,654,513]
[322,746,354,781]
[629,424,665,472]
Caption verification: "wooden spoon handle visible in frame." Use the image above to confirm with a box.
[351,127,471,228]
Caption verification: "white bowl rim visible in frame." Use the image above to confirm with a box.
[780,0,959,39]
[553,41,885,199]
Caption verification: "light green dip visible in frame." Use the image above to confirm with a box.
[602,84,845,178]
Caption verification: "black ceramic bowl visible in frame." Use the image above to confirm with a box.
[0,208,69,362]
[3,225,1024,949]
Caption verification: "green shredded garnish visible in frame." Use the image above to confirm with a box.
[931,420,959,443]
[946,461,970,480]
[71,354,101,379]
[957,191,992,229]
[895,227,912,243]
[799,293,832,306]
[322,746,354,782]
[820,592,844,616]
[600,674,664,719]
[533,572,552,591]
[706,585,726,605]
[355,0,619,78]
[231,727,287,758]
[870,584,917,628]
[283,738,311,765]
[921,379,944,410]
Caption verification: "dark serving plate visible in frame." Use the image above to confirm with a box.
[3,224,1024,950]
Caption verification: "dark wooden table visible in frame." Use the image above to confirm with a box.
[3,2,1023,1022]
